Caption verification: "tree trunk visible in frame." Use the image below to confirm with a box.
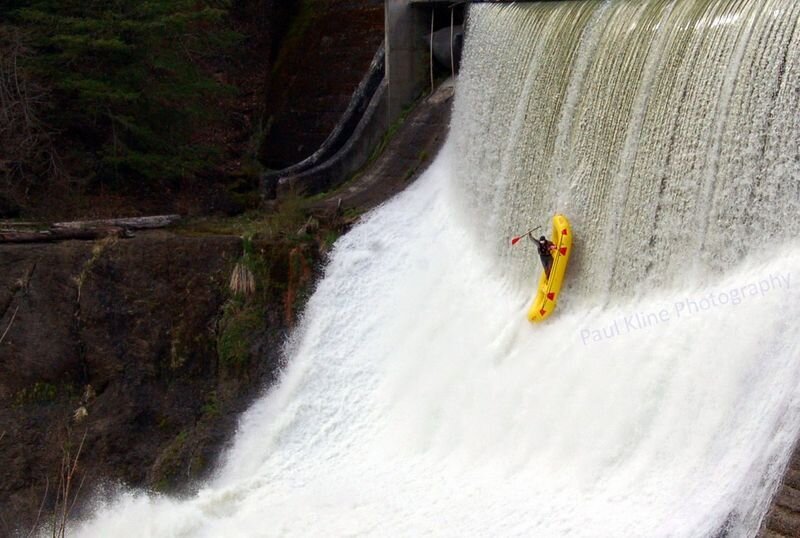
[51,214,181,230]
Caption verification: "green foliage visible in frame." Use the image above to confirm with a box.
[202,390,220,417]
[217,297,263,367]
[152,429,189,491]
[4,0,241,188]
[14,381,58,405]
[179,194,312,243]
[322,229,341,250]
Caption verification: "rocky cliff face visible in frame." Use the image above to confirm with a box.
[0,228,326,534]
[0,3,411,532]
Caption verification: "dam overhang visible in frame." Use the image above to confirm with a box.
[387,0,548,122]
[408,0,560,4]
[386,0,465,122]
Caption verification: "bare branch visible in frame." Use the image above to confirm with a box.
[0,305,19,345]
[0,24,61,191]
[27,477,49,538]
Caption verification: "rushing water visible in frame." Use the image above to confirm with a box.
[75,0,800,536]
[453,0,800,297]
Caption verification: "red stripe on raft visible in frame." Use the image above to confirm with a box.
[559,247,567,255]
[562,229,568,235]
[539,308,547,316]
[547,292,555,300]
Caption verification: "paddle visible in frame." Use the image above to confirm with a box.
[510,226,541,246]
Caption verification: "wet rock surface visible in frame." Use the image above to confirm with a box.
[760,448,800,537]
[0,230,323,533]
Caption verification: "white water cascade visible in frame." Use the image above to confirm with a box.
[76,0,800,536]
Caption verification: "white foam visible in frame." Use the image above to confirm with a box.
[74,0,800,535]
[75,146,800,537]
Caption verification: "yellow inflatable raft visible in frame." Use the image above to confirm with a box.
[527,214,572,323]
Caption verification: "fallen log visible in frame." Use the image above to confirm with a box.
[52,214,181,230]
[0,227,128,244]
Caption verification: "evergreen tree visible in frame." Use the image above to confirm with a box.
[7,0,240,189]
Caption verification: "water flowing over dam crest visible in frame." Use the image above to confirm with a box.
[77,0,800,536]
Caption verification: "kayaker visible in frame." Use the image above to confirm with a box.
[529,234,557,277]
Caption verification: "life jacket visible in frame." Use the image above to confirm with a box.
[537,239,553,257]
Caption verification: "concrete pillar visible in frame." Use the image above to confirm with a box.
[385,0,429,123]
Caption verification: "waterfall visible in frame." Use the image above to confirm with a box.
[74,1,800,536]
[452,0,800,298]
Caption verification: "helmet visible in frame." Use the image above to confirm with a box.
[539,236,546,242]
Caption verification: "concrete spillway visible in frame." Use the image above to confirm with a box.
[75,0,800,536]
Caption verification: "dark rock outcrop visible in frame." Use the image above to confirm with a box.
[0,193,20,218]
[0,230,325,534]
[262,42,387,199]
[760,446,800,537]
[260,0,385,169]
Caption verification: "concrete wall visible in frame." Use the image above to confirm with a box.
[385,0,429,123]
[274,81,389,198]
[262,44,386,199]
